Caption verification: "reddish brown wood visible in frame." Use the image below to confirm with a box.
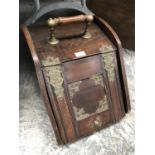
[43,70,68,143]
[43,68,77,143]
[61,66,80,139]
[21,25,63,144]
[95,16,131,112]
[101,52,125,122]
[78,111,112,137]
[29,23,115,63]
[63,55,102,83]
[21,15,130,144]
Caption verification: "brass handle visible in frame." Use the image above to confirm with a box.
[47,14,93,26]
[47,14,94,45]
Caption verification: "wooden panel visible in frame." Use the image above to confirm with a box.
[29,22,116,64]
[110,53,125,120]
[78,111,112,137]
[66,52,125,137]
[63,55,102,83]
[22,25,63,144]
[43,66,77,142]
[95,17,131,113]
[101,52,125,121]
[68,74,110,121]
[22,16,130,144]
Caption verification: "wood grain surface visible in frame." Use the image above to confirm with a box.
[22,16,130,144]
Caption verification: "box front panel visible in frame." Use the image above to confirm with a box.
[43,52,125,141]
[63,55,115,137]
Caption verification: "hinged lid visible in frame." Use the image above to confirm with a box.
[29,22,116,67]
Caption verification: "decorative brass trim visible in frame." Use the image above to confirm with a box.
[45,65,64,100]
[68,81,82,98]
[90,74,104,86]
[99,44,114,54]
[68,74,109,121]
[102,53,115,82]
[41,56,61,66]
[98,96,109,111]
[90,116,102,129]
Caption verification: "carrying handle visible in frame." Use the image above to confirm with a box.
[47,14,94,45]
[47,14,93,26]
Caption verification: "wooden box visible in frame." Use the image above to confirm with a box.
[22,15,130,144]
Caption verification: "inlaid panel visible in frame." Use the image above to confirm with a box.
[68,74,109,121]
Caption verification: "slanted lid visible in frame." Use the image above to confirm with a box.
[29,22,116,67]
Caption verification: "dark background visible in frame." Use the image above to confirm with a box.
[19,0,135,66]
[88,0,135,50]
